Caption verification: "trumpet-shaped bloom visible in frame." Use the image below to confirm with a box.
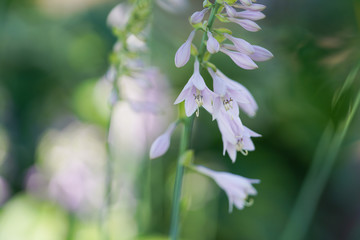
[216,70,258,117]
[195,165,260,212]
[174,60,213,116]
[208,68,249,120]
[175,30,196,68]
[228,18,261,32]
[207,32,220,54]
[217,113,261,162]
[150,122,177,159]
[190,8,208,24]
[220,48,258,70]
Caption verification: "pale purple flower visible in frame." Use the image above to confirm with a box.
[235,10,265,21]
[249,45,274,61]
[208,68,249,120]
[175,30,196,68]
[217,113,261,162]
[228,18,261,32]
[174,60,214,116]
[216,70,258,117]
[207,32,220,54]
[220,48,258,70]
[190,8,208,24]
[223,33,255,55]
[233,3,266,11]
[195,165,260,212]
[150,122,177,159]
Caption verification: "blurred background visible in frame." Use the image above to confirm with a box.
[1,0,360,239]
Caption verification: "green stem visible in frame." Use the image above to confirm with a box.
[169,117,193,240]
[169,3,220,239]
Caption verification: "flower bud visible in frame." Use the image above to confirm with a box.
[235,10,265,21]
[150,122,177,159]
[220,48,258,70]
[175,30,196,68]
[228,18,261,32]
[190,8,208,24]
[224,33,254,55]
[206,32,220,54]
[249,45,273,61]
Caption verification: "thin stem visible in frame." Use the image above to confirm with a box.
[169,3,220,239]
[169,116,193,240]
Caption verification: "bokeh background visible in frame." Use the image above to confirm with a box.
[1,0,360,239]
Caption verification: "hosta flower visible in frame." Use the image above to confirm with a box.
[190,8,208,24]
[220,47,258,70]
[233,3,266,11]
[217,113,261,162]
[249,45,274,62]
[150,122,177,159]
[207,31,220,54]
[223,33,254,55]
[235,10,265,21]
[175,30,196,68]
[195,165,260,212]
[228,18,261,32]
[174,60,213,116]
[107,3,133,29]
[216,70,258,117]
[208,68,249,120]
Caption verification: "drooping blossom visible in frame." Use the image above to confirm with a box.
[207,32,220,54]
[150,122,177,159]
[174,59,213,116]
[107,3,133,29]
[233,3,266,11]
[208,68,249,120]
[222,44,273,63]
[223,33,254,55]
[190,8,209,24]
[217,113,261,162]
[195,165,260,212]
[175,30,196,68]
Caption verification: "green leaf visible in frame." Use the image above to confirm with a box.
[215,14,230,23]
[191,44,199,56]
[214,27,232,35]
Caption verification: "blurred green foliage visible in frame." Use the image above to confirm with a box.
[1,0,360,239]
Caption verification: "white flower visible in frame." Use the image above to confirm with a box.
[195,165,260,212]
[175,30,196,68]
[150,122,177,159]
[107,3,133,29]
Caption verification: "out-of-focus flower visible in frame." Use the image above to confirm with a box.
[107,3,133,29]
[195,165,260,212]
[207,32,220,54]
[156,0,189,14]
[175,30,196,68]
[150,122,177,159]
[174,60,214,116]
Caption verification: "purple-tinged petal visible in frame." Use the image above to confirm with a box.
[174,82,192,104]
[244,126,261,137]
[233,3,266,11]
[226,143,237,163]
[175,30,196,68]
[224,34,255,55]
[190,59,206,90]
[185,96,197,117]
[150,122,177,159]
[190,8,208,24]
[224,3,237,17]
[220,48,258,70]
[201,87,214,114]
[242,137,255,151]
[212,96,222,120]
[228,18,261,32]
[235,10,265,21]
[249,45,274,62]
[207,32,220,54]
[208,68,227,96]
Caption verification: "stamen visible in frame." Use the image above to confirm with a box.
[244,198,254,207]
[223,97,233,111]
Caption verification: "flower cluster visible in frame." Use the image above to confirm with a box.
[150,0,272,211]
